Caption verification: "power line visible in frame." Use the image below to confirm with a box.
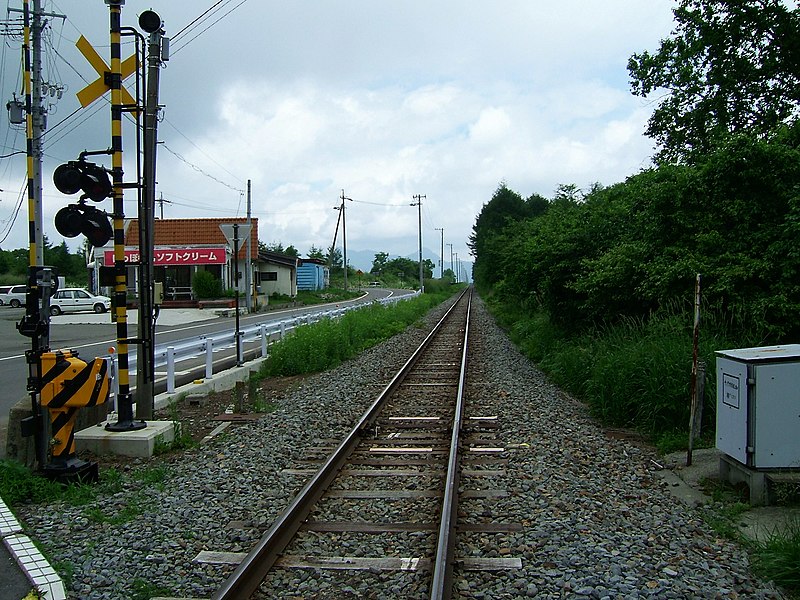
[171,0,250,55]
[172,0,226,40]
[161,143,245,192]
[162,118,245,184]
[351,198,408,208]
[0,178,28,245]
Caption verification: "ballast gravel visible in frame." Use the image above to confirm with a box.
[14,295,785,599]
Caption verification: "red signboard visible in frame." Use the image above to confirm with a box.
[104,247,227,266]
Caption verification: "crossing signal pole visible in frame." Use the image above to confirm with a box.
[101,0,145,433]
[135,9,167,420]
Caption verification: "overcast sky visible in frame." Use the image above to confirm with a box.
[0,0,676,272]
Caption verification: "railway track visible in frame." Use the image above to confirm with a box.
[212,288,521,599]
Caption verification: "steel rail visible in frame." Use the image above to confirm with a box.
[430,287,471,599]
[212,287,470,600]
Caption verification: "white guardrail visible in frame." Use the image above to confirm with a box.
[105,291,420,398]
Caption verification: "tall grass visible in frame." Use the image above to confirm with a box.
[751,517,800,593]
[260,290,458,376]
[488,298,764,444]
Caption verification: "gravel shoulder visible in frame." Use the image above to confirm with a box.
[12,294,787,599]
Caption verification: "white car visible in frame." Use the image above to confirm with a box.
[49,288,111,315]
[0,284,27,308]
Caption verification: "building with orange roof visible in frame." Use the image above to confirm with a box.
[90,217,300,305]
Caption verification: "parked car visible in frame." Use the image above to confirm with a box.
[49,288,111,315]
[0,284,27,308]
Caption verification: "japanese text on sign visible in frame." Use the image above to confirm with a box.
[104,247,227,266]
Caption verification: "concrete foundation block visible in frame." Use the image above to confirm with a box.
[719,454,769,506]
[75,420,178,458]
[5,397,109,465]
[186,393,205,406]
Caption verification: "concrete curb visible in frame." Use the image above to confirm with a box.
[0,497,66,600]
[152,356,268,412]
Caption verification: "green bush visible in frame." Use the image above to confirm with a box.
[261,291,454,376]
[486,297,761,444]
[192,270,223,299]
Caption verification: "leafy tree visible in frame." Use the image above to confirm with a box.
[477,127,800,339]
[327,246,343,270]
[284,245,299,257]
[469,182,537,289]
[45,241,72,278]
[423,259,435,280]
[628,0,800,164]
[8,249,28,276]
[263,241,285,253]
[371,252,389,274]
[307,245,326,260]
[385,257,418,281]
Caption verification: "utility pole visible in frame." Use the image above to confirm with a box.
[435,227,443,278]
[30,0,44,264]
[454,252,459,283]
[135,9,167,421]
[336,190,353,291]
[156,192,169,218]
[13,0,65,470]
[446,243,453,278]
[411,194,425,292]
[245,180,252,311]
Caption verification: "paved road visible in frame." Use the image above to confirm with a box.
[0,288,408,459]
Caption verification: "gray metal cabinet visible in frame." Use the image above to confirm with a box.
[716,345,800,469]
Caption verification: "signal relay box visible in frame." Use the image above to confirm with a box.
[716,344,800,469]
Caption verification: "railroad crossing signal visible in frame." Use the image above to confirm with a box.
[75,35,137,107]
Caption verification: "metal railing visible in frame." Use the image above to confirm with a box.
[105,291,420,398]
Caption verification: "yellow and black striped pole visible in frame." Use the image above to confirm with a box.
[23,0,38,267]
[106,0,144,432]
[21,0,49,467]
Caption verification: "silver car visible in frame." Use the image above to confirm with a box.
[49,288,111,315]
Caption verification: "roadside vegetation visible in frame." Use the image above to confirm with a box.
[0,238,88,287]
[470,1,800,593]
[260,285,463,376]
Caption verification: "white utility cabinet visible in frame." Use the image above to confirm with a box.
[716,344,800,469]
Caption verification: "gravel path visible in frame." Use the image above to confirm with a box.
[15,294,784,599]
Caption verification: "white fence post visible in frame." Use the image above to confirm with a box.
[260,324,268,357]
[107,351,118,413]
[205,337,213,380]
[167,346,175,394]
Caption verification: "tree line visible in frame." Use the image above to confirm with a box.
[468,0,800,450]
[471,0,800,344]
[0,239,88,286]
[262,242,441,288]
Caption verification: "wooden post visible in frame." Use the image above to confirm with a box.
[687,274,702,466]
